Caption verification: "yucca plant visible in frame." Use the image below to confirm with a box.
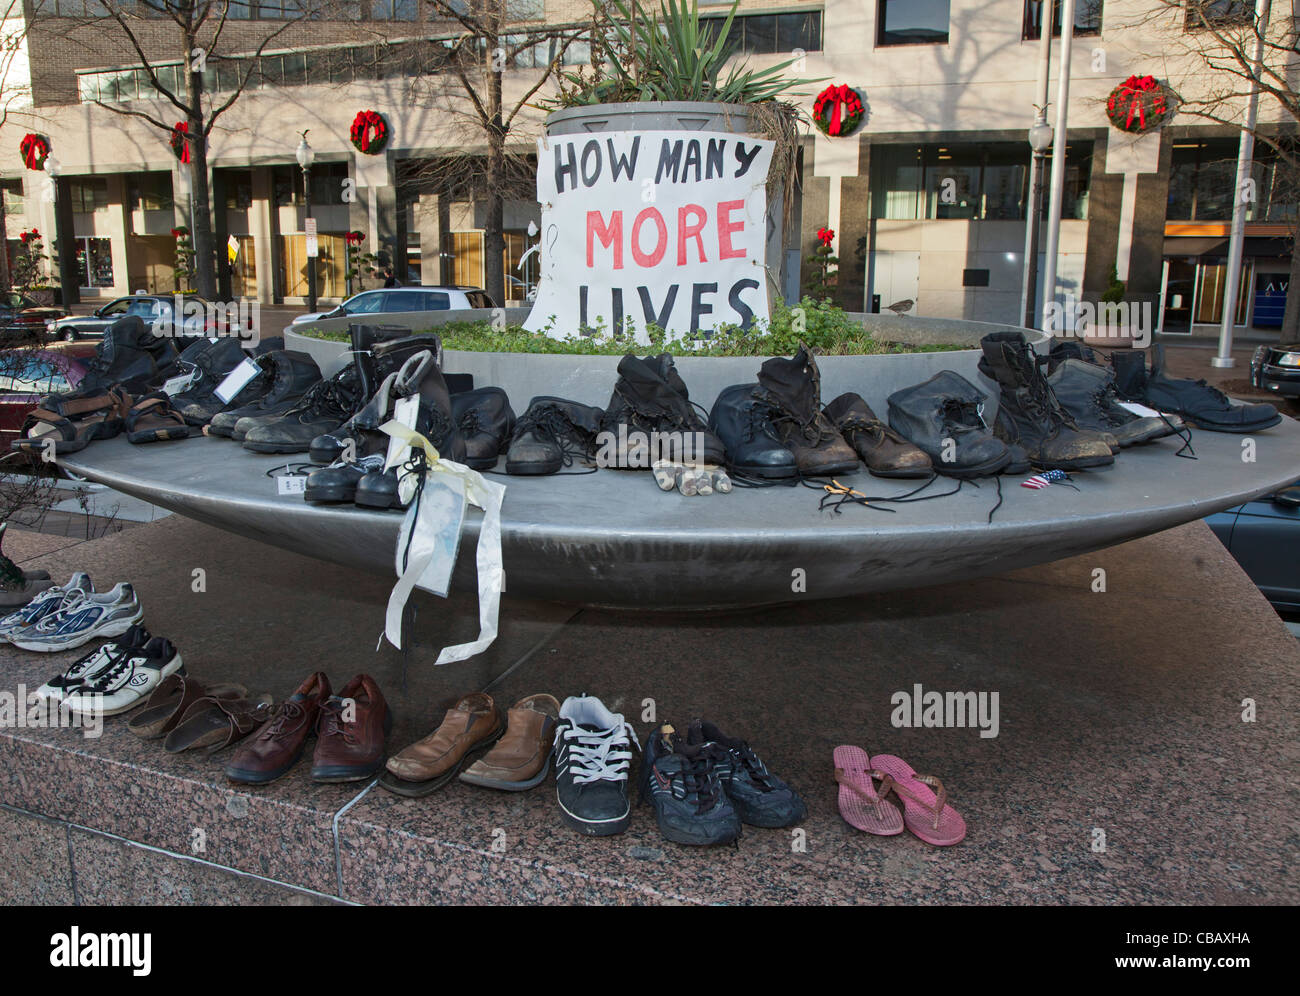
[551,0,815,107]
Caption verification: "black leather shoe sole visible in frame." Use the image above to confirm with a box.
[933,451,1013,479]
[505,457,562,475]
[1185,414,1282,433]
[378,719,504,798]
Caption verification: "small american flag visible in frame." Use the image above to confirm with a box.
[1022,469,1070,489]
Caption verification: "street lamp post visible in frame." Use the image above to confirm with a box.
[296,131,317,314]
[45,156,79,308]
[1021,112,1055,327]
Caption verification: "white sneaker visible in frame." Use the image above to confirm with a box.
[36,625,154,701]
[62,636,183,717]
[10,583,143,653]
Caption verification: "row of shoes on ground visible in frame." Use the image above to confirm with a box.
[833,745,966,847]
[0,572,142,652]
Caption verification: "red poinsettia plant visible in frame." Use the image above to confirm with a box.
[1106,75,1173,135]
[812,85,865,138]
[20,134,50,171]
[19,228,41,244]
[350,110,389,155]
[170,122,190,163]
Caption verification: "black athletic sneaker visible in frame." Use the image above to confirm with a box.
[686,720,806,828]
[639,724,741,846]
[553,694,638,836]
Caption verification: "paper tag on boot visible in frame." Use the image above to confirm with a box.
[162,371,195,396]
[214,357,261,404]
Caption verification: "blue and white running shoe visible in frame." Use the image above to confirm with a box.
[0,573,94,644]
[10,583,143,653]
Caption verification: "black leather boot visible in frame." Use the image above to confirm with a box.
[505,397,603,475]
[707,383,796,479]
[754,345,859,476]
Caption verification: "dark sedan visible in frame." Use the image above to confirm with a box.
[1206,481,1300,614]
[1251,344,1300,399]
[0,292,65,342]
[0,343,97,448]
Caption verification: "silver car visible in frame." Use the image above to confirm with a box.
[46,294,221,341]
[290,286,496,325]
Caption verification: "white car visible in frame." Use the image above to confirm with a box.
[291,286,496,325]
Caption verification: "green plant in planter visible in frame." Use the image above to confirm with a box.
[550,0,813,107]
[1100,264,1126,304]
[12,229,55,293]
[171,226,196,292]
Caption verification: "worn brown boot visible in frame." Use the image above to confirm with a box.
[380,692,503,797]
[824,392,933,478]
[311,674,392,783]
[459,694,559,791]
[225,671,331,785]
[754,345,859,476]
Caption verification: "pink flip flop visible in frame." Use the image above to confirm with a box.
[869,753,966,846]
[833,745,904,836]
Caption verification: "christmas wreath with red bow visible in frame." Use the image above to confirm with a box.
[812,85,864,138]
[1106,75,1173,135]
[170,122,191,163]
[350,110,389,155]
[20,134,50,171]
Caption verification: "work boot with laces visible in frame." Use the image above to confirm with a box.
[639,724,741,846]
[242,361,365,454]
[505,397,603,475]
[707,382,796,479]
[887,370,1012,478]
[451,387,516,470]
[208,350,322,438]
[977,332,1115,470]
[824,392,933,478]
[75,316,162,394]
[754,345,859,476]
[224,672,332,784]
[1123,344,1281,433]
[1048,358,1180,447]
[599,354,726,468]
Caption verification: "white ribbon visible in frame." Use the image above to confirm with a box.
[378,419,507,665]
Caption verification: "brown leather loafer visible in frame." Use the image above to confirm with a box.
[226,671,331,785]
[380,692,503,798]
[459,693,559,791]
[311,674,392,783]
[825,392,934,478]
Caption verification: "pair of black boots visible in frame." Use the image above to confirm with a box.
[1108,344,1280,433]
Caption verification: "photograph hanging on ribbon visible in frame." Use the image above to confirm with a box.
[525,129,774,343]
[395,472,466,600]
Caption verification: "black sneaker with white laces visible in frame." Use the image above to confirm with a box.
[553,694,638,836]
[639,723,740,846]
[686,719,806,828]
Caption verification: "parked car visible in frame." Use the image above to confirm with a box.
[0,342,98,448]
[1,292,65,343]
[1206,481,1300,614]
[45,293,233,341]
[290,286,497,325]
[1250,344,1300,398]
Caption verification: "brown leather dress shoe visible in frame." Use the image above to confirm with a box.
[380,692,503,797]
[311,674,392,783]
[459,694,559,791]
[225,671,331,785]
[824,392,934,478]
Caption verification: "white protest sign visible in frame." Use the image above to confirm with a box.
[525,129,773,343]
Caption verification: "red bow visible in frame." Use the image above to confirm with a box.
[19,133,49,171]
[171,122,191,164]
[817,227,835,247]
[1107,75,1168,133]
[813,85,863,137]
[350,110,388,154]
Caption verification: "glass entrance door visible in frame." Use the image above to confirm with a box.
[1160,258,1197,334]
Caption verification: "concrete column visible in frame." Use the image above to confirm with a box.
[249,167,275,305]
[837,134,871,311]
[102,175,130,297]
[414,189,440,288]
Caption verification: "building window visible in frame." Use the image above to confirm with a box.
[0,179,24,220]
[1167,138,1293,222]
[1185,0,1255,29]
[32,0,111,15]
[869,142,1092,221]
[700,10,823,54]
[128,172,174,212]
[877,0,949,46]
[75,237,114,288]
[68,178,110,214]
[222,170,255,210]
[272,162,349,206]
[1023,0,1103,39]
[370,0,416,20]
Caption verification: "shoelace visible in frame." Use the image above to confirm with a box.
[722,740,776,791]
[31,589,94,632]
[261,700,307,739]
[559,720,638,785]
[676,747,723,813]
[741,399,783,443]
[317,699,356,745]
[1089,387,1130,427]
[80,647,135,692]
[939,397,986,432]
[512,405,592,467]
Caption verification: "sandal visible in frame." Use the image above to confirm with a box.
[125,392,191,444]
[163,692,273,754]
[11,387,131,455]
[127,673,249,740]
[869,753,967,846]
[833,745,904,835]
